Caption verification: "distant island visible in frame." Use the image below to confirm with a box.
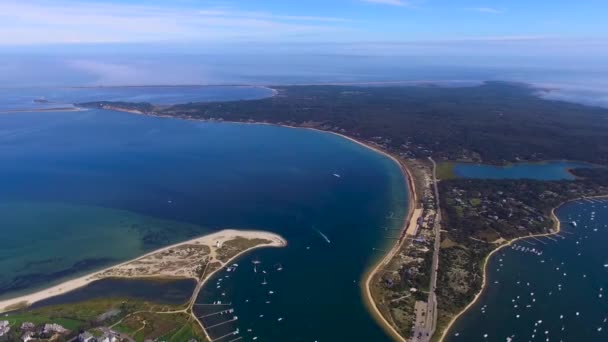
[0,229,286,341]
[75,81,608,341]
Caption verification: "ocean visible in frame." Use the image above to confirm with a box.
[0,86,408,341]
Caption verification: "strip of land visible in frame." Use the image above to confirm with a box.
[437,194,608,341]
[0,229,286,313]
[433,176,608,341]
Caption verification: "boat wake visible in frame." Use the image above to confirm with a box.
[314,227,331,244]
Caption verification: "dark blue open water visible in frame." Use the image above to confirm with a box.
[0,86,408,341]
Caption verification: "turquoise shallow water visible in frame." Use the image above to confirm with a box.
[447,198,608,341]
[0,87,408,341]
[0,202,206,298]
[452,161,594,180]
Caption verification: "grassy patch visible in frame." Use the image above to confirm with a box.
[436,162,456,180]
[3,297,195,341]
[440,238,458,249]
[114,312,203,342]
[469,198,481,206]
[216,237,271,263]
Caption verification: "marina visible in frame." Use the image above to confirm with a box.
[446,198,608,341]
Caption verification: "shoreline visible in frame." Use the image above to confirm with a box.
[361,155,417,342]
[190,231,287,342]
[0,229,286,313]
[323,128,418,342]
[437,195,608,341]
[0,107,84,114]
[82,105,417,341]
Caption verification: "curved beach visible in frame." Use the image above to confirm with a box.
[288,126,417,341]
[78,104,417,341]
[360,151,417,342]
[0,229,286,313]
[437,195,608,341]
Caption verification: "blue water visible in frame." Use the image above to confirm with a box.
[447,198,608,341]
[0,87,408,341]
[30,278,196,308]
[452,161,594,180]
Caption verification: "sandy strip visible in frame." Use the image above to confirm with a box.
[437,195,608,341]
[0,107,84,114]
[0,229,286,313]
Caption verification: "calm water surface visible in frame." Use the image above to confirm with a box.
[0,87,408,341]
[452,161,594,180]
[447,198,608,341]
[30,278,196,308]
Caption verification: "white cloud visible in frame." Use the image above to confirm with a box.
[469,7,503,14]
[361,0,408,6]
[0,1,350,45]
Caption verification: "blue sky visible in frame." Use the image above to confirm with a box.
[1,0,606,46]
[1,0,608,95]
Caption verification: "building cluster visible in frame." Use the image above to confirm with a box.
[0,319,131,342]
[15,321,70,341]
[371,160,440,337]
[445,186,550,242]
[394,163,438,292]
[0,321,9,337]
[78,328,121,342]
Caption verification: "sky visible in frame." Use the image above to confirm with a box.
[1,0,608,106]
[1,0,607,49]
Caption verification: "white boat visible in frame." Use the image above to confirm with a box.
[571,221,577,227]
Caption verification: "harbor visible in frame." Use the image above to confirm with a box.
[446,198,608,341]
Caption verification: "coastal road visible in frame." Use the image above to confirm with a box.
[425,157,442,340]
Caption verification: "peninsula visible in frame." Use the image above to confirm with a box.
[0,229,286,341]
[76,81,608,341]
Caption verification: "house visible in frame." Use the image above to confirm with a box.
[78,331,95,342]
[21,331,35,342]
[43,323,68,335]
[100,331,120,342]
[0,320,10,337]
[20,322,35,331]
